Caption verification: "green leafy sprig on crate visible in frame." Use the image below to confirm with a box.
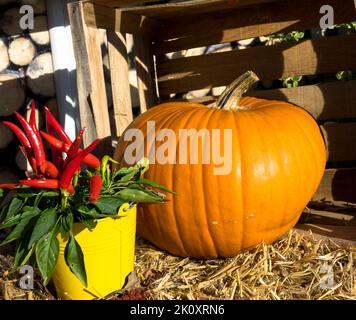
[0,101,172,287]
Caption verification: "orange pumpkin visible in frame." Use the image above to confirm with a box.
[114,71,326,258]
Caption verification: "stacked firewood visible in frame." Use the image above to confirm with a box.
[0,0,57,182]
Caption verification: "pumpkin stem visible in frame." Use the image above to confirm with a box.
[215,71,259,111]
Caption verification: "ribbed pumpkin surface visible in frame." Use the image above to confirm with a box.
[114,97,326,258]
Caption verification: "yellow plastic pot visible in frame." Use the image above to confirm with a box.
[52,203,136,300]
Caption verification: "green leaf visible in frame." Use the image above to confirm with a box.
[16,191,39,199]
[136,178,175,194]
[28,208,57,249]
[114,167,134,177]
[0,205,7,222]
[0,207,41,245]
[12,233,36,272]
[11,227,33,272]
[94,196,125,215]
[118,169,139,183]
[79,217,97,231]
[64,232,87,287]
[135,157,149,174]
[77,206,111,219]
[5,198,23,221]
[42,191,60,198]
[0,207,40,230]
[0,215,21,230]
[34,192,43,207]
[59,212,73,238]
[116,188,164,203]
[65,212,73,230]
[35,229,59,286]
[58,216,67,238]
[0,189,4,199]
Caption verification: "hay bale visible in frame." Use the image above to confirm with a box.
[134,230,356,300]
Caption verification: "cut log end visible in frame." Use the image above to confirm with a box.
[8,37,37,66]
[0,73,26,117]
[26,52,55,97]
[0,39,9,73]
[29,15,50,46]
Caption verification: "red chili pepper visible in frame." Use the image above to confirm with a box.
[67,128,85,161]
[19,179,74,194]
[15,112,46,168]
[44,106,72,145]
[29,100,37,129]
[40,160,59,179]
[89,174,102,203]
[3,121,37,172]
[59,139,100,190]
[29,101,47,171]
[45,108,64,170]
[19,179,59,189]
[40,131,62,149]
[0,184,17,189]
[41,131,101,168]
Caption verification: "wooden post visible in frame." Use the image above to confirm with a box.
[133,35,158,113]
[67,1,111,152]
[107,31,133,137]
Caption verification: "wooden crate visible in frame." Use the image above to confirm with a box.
[67,0,356,243]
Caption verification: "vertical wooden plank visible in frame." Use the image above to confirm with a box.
[68,1,96,146]
[133,35,158,113]
[86,27,111,141]
[107,31,133,137]
[67,1,111,150]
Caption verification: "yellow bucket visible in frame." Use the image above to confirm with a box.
[52,203,136,300]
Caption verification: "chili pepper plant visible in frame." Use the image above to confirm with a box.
[0,101,171,287]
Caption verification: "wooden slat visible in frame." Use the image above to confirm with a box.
[68,2,111,148]
[157,35,356,95]
[188,81,356,121]
[313,168,356,204]
[302,209,354,223]
[86,28,112,141]
[107,31,133,137]
[68,1,97,146]
[89,0,161,8]
[119,0,281,18]
[323,123,356,162]
[82,2,162,36]
[154,0,356,53]
[294,225,356,245]
[134,35,158,112]
[301,170,356,243]
[248,81,356,121]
